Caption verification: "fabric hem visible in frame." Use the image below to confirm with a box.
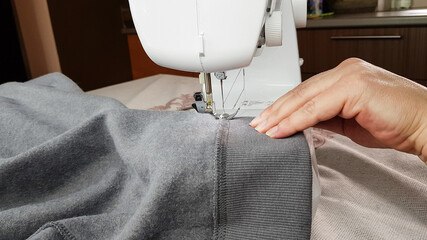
[212,118,312,239]
[31,222,77,240]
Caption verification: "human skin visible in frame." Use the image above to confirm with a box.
[250,58,427,163]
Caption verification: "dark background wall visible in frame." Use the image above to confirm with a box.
[47,0,132,91]
[0,0,28,84]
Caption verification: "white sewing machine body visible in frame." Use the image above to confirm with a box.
[129,0,306,117]
[212,0,306,117]
[129,0,320,216]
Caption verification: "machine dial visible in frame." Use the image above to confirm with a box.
[265,11,282,47]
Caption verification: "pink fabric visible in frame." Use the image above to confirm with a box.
[311,128,427,240]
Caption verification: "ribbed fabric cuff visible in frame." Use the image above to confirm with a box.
[213,118,312,240]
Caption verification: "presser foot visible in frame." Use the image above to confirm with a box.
[213,108,240,120]
[192,92,212,113]
[192,92,239,120]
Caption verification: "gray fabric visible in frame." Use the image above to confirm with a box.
[214,120,312,239]
[0,73,312,239]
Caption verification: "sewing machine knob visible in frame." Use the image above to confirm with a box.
[265,11,282,47]
[214,72,227,80]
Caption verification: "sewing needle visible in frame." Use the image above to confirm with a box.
[220,79,225,113]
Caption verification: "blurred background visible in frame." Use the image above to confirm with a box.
[1,0,427,91]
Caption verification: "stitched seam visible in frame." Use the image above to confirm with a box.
[212,120,220,240]
[212,119,230,240]
[40,222,77,240]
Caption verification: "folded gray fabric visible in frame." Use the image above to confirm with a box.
[0,73,312,240]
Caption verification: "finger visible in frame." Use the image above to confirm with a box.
[250,80,315,129]
[265,84,359,138]
[249,81,316,127]
[251,69,339,132]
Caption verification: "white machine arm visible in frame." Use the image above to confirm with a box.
[129,0,306,73]
[129,0,307,117]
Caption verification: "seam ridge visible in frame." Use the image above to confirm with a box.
[30,221,77,240]
[212,119,230,240]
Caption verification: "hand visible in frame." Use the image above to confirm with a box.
[250,58,427,163]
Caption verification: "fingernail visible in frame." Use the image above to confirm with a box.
[255,120,268,132]
[250,116,261,127]
[266,126,278,138]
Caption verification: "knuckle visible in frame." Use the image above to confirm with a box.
[341,57,364,66]
[261,105,274,118]
[263,106,272,114]
[336,61,372,87]
[290,83,307,99]
[302,100,316,115]
[338,58,367,75]
[270,100,286,113]
[278,118,291,128]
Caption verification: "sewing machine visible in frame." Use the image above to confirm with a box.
[128,0,320,217]
[129,0,307,118]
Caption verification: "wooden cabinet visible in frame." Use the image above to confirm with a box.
[127,35,198,79]
[121,2,198,81]
[297,26,427,86]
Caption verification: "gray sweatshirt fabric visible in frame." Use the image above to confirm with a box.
[0,73,312,240]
